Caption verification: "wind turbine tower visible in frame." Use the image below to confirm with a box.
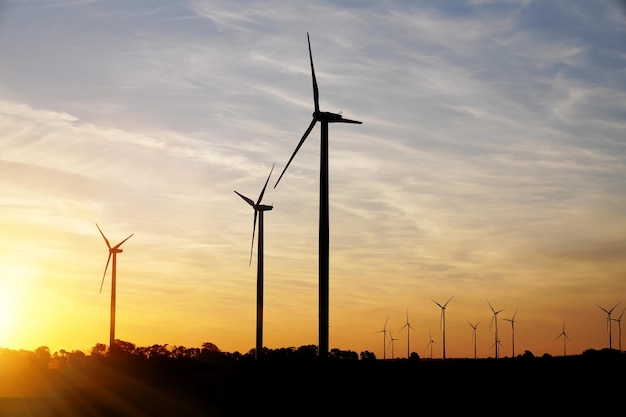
[96,223,133,353]
[234,164,275,360]
[375,315,389,360]
[612,307,625,352]
[399,308,415,358]
[503,308,518,358]
[274,33,362,360]
[432,296,454,360]
[596,303,620,350]
[487,300,505,359]
[467,321,479,359]
[555,321,570,356]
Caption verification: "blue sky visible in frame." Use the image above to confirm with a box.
[0,0,625,359]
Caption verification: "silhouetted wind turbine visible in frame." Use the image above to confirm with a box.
[432,296,454,360]
[425,329,436,359]
[555,321,570,356]
[375,315,389,360]
[273,32,361,360]
[96,223,133,353]
[399,308,415,358]
[388,330,399,360]
[467,321,479,359]
[612,308,625,352]
[596,302,620,350]
[487,300,505,359]
[234,164,274,361]
[503,308,518,358]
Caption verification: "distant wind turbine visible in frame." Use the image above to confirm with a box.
[425,329,436,359]
[399,308,415,358]
[375,315,390,360]
[487,300,505,359]
[611,308,625,352]
[96,223,133,353]
[273,32,362,360]
[388,330,399,360]
[596,302,620,350]
[555,321,570,356]
[467,321,480,359]
[503,308,518,358]
[432,296,454,360]
[234,164,275,361]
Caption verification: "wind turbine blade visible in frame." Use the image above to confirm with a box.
[307,32,319,114]
[444,296,455,307]
[235,190,255,207]
[256,163,275,205]
[333,117,362,124]
[99,253,112,294]
[112,233,134,250]
[274,118,317,189]
[96,223,111,249]
[249,211,258,267]
[487,300,495,314]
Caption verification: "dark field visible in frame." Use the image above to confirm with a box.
[1,347,624,416]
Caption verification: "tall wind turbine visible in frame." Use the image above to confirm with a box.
[375,315,389,360]
[467,321,479,359]
[432,296,454,360]
[273,33,362,360]
[612,308,625,352]
[555,321,570,356]
[425,329,436,359]
[596,302,620,350]
[234,164,275,360]
[503,308,518,358]
[96,223,133,353]
[399,308,415,358]
[487,300,505,359]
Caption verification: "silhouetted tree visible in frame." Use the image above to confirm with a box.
[360,350,376,361]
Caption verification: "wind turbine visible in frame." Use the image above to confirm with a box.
[425,329,436,359]
[487,300,505,359]
[503,308,518,358]
[96,223,133,353]
[234,164,274,361]
[612,308,625,352]
[555,321,570,356]
[596,302,620,350]
[467,321,479,359]
[273,32,362,360]
[399,308,415,358]
[432,296,454,360]
[388,330,399,360]
[375,315,389,360]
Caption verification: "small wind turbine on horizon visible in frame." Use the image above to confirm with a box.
[431,296,454,360]
[425,329,436,360]
[467,321,479,359]
[487,300,505,359]
[399,308,415,358]
[611,307,624,352]
[375,315,389,360]
[234,164,275,361]
[273,32,362,360]
[432,296,454,360]
[503,308,518,358]
[388,330,399,360]
[596,302,620,350]
[555,321,570,356]
[96,223,133,353]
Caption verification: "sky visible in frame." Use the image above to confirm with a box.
[0,0,625,360]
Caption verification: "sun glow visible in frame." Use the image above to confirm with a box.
[0,265,31,349]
